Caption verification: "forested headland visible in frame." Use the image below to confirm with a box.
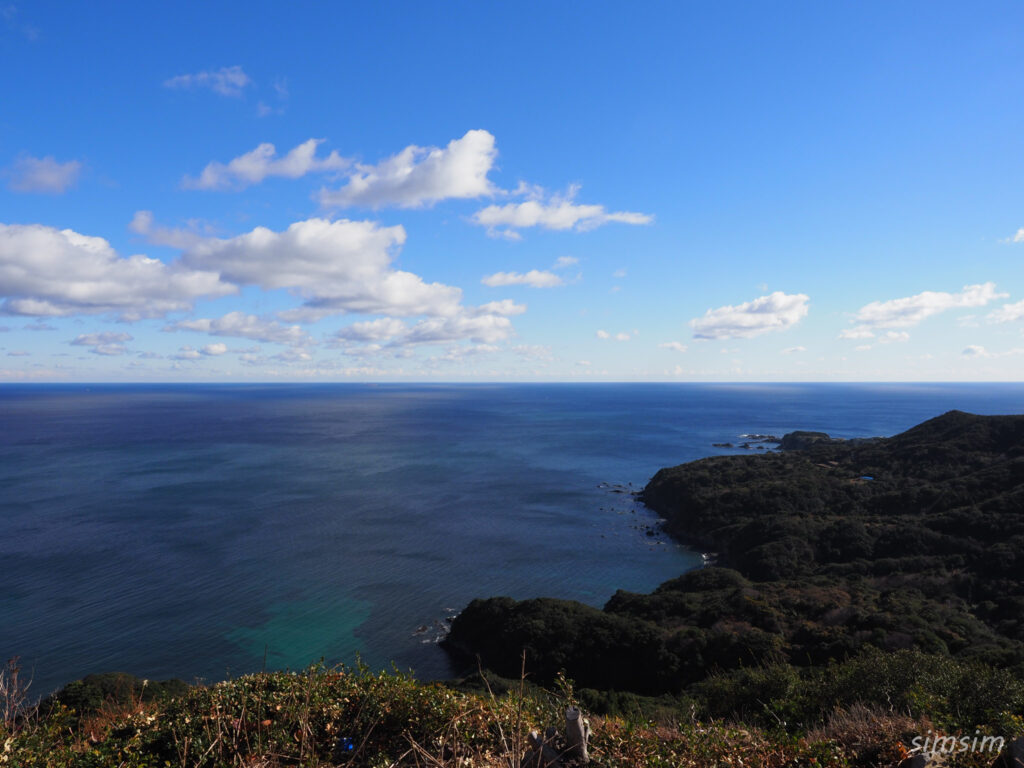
[444,411,1024,732]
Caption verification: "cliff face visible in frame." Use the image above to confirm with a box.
[444,411,1024,696]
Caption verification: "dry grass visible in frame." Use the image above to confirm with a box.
[807,703,922,766]
[0,657,33,736]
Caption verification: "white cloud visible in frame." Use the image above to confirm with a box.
[690,292,809,340]
[880,331,910,344]
[400,313,513,345]
[839,327,874,340]
[332,317,408,343]
[7,154,81,194]
[987,298,1024,324]
[660,341,688,352]
[553,256,579,269]
[163,66,251,97]
[169,311,311,346]
[181,217,464,320]
[1009,229,1024,243]
[481,270,563,288]
[129,210,211,249]
[0,223,235,319]
[201,343,228,356]
[172,346,202,360]
[850,283,1005,329]
[183,139,347,190]
[961,345,1024,359]
[335,309,516,352]
[319,129,497,209]
[71,331,132,356]
[781,346,807,354]
[272,348,312,363]
[336,343,384,358]
[597,329,630,341]
[596,330,610,339]
[473,184,653,237]
[476,299,526,316]
[612,268,627,279]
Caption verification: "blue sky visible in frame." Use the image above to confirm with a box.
[3,1,1024,381]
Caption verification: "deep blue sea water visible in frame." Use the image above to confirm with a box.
[3,382,1024,696]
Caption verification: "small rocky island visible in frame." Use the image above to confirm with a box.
[444,410,1024,706]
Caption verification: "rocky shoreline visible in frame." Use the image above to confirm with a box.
[443,410,1024,700]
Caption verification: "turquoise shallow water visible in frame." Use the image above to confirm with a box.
[3,382,1024,696]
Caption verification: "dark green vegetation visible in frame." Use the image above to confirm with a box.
[445,411,1024,732]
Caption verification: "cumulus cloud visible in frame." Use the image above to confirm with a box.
[182,139,348,190]
[319,129,497,209]
[201,343,228,356]
[473,184,653,238]
[168,311,311,346]
[163,65,251,97]
[70,331,132,356]
[597,330,630,341]
[690,292,809,340]
[476,299,526,316]
[181,217,464,320]
[0,223,235,318]
[553,256,579,268]
[847,283,1005,332]
[175,217,521,351]
[987,298,1024,324]
[7,154,82,194]
[332,317,408,343]
[481,270,563,288]
[660,341,688,352]
[331,309,516,352]
[401,313,513,345]
[172,346,202,360]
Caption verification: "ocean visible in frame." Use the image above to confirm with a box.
[3,382,1024,697]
